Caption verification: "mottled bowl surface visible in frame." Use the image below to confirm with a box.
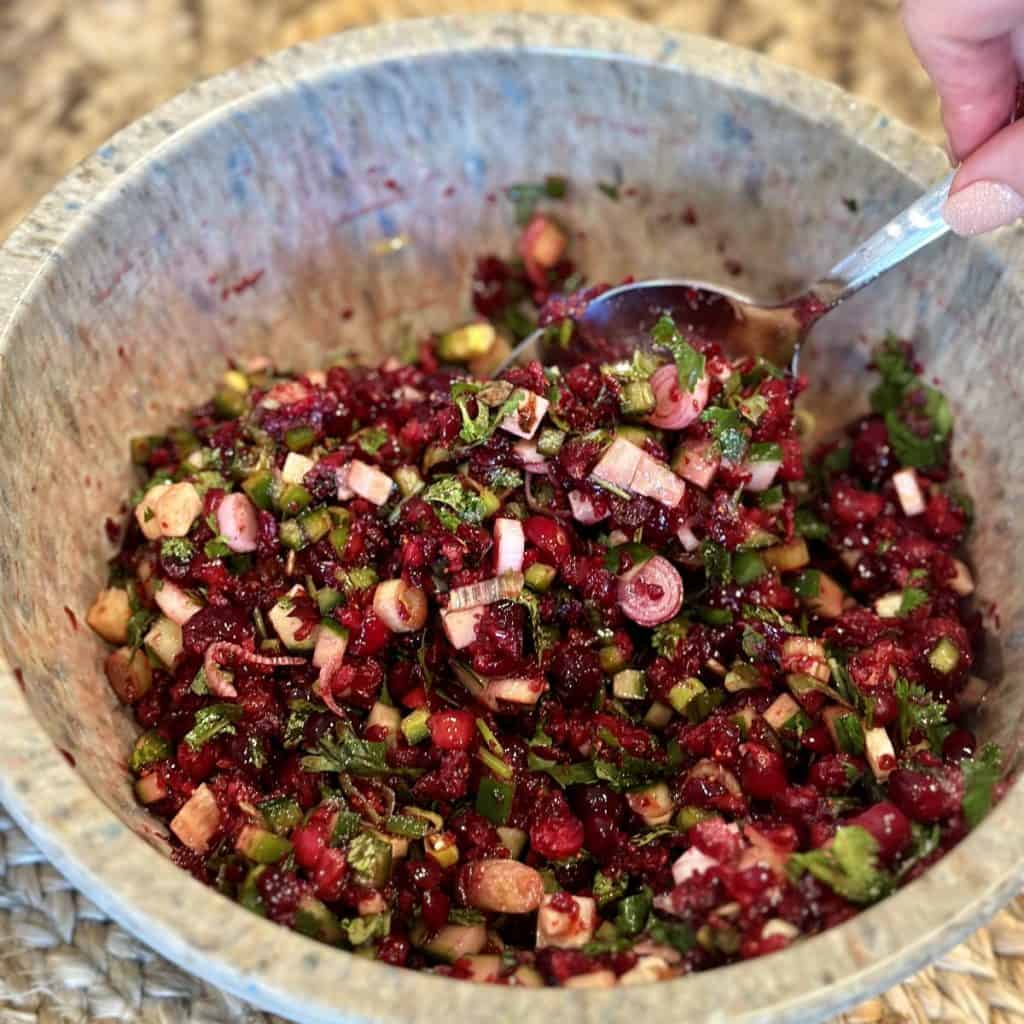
[1,13,1022,1024]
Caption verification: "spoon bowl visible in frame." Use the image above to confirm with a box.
[500,171,955,373]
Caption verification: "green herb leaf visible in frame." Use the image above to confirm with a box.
[356,426,389,455]
[527,752,598,788]
[184,703,244,751]
[160,538,195,564]
[651,617,689,659]
[615,888,653,937]
[342,912,391,947]
[794,507,830,541]
[646,918,696,954]
[787,825,893,905]
[792,570,821,599]
[897,822,941,879]
[593,870,630,906]
[961,743,1002,829]
[650,314,706,392]
[594,755,667,792]
[893,678,951,750]
[422,476,489,526]
[301,728,405,778]
[700,407,748,464]
[700,540,732,584]
[898,586,930,616]
[603,541,655,574]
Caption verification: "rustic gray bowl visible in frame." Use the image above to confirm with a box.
[0,12,1021,1024]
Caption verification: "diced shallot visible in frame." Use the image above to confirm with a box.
[494,518,525,574]
[672,847,718,885]
[512,440,548,474]
[568,490,608,525]
[865,727,896,782]
[441,607,484,650]
[673,438,720,489]
[463,859,544,913]
[216,492,259,553]
[347,460,393,506]
[282,452,315,485]
[447,572,524,611]
[892,467,925,517]
[500,390,550,440]
[170,783,221,854]
[154,581,203,625]
[631,452,686,508]
[592,437,643,492]
[617,555,684,627]
[484,675,547,708]
[676,522,700,552]
[372,579,428,633]
[536,893,597,949]
[645,363,710,430]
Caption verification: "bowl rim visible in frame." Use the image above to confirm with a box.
[1,12,1022,1024]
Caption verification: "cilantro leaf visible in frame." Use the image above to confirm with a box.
[651,617,689,659]
[527,752,598,787]
[884,411,946,470]
[894,678,951,750]
[594,755,667,791]
[646,918,696,954]
[283,698,321,749]
[700,540,732,584]
[787,825,893,905]
[185,703,244,751]
[701,406,748,463]
[422,476,489,526]
[897,822,941,879]
[488,466,523,491]
[961,743,1002,829]
[356,427,389,455]
[650,314,706,392]
[898,586,930,616]
[301,728,406,778]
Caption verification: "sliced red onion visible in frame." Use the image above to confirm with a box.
[500,390,550,440]
[372,579,428,633]
[441,607,484,650]
[494,518,526,574]
[617,555,684,627]
[568,490,609,525]
[631,452,686,508]
[203,641,306,699]
[674,438,719,489]
[447,572,524,611]
[314,653,351,718]
[645,363,710,430]
[676,522,700,552]
[154,581,203,626]
[513,440,548,474]
[671,846,718,885]
[592,437,643,492]
[347,460,393,506]
[892,467,925,517]
[742,458,781,493]
[216,492,260,553]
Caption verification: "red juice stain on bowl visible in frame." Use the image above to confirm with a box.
[59,748,76,767]
[64,606,78,631]
[13,668,25,692]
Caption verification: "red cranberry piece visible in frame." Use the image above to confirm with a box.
[888,766,963,823]
[549,644,604,709]
[181,604,253,656]
[313,847,349,902]
[849,415,893,482]
[421,888,451,934]
[871,690,899,727]
[530,815,585,861]
[524,515,572,564]
[406,859,442,891]
[292,820,329,872]
[175,739,217,782]
[772,785,822,827]
[256,866,309,925]
[688,818,743,862]
[830,482,885,525]
[739,743,788,800]
[943,728,977,761]
[848,801,912,861]
[377,934,410,966]
[809,754,862,793]
[428,710,476,751]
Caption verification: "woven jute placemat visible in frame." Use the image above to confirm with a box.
[2,1,1019,1021]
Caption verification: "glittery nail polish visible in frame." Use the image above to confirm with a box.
[943,181,1024,236]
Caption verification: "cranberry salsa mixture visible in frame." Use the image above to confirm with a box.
[87,195,1001,989]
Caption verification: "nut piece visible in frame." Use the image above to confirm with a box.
[134,482,172,540]
[86,587,132,644]
[464,859,544,914]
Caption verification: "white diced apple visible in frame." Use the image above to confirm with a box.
[742,458,781,493]
[367,702,402,746]
[631,453,686,508]
[592,437,644,491]
[144,616,184,668]
[134,481,172,540]
[86,587,133,644]
[312,622,348,668]
[536,893,597,949]
[347,460,393,506]
[763,694,801,733]
[154,581,204,625]
[676,522,700,552]
[282,452,315,485]
[104,646,153,703]
[865,727,896,782]
[170,783,221,854]
[441,607,484,650]
[781,636,829,682]
[619,956,674,986]
[154,482,202,538]
[892,467,925,517]
[874,592,903,618]
[500,390,549,440]
[269,585,316,651]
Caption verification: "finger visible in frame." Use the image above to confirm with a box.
[903,0,1020,158]
[943,119,1024,234]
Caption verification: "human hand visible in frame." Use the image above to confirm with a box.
[904,0,1024,234]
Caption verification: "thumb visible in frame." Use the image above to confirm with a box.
[943,119,1024,234]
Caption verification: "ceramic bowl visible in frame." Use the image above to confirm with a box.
[1,13,1022,1024]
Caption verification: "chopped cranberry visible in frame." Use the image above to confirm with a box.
[888,765,963,823]
[429,710,477,751]
[530,814,585,861]
[740,743,788,800]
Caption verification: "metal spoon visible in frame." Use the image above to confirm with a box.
[498,172,955,373]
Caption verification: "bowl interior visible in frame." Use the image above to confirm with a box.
[1,20,1022,1024]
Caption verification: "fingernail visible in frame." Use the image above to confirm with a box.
[943,181,1024,236]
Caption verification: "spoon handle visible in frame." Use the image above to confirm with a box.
[810,171,956,308]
